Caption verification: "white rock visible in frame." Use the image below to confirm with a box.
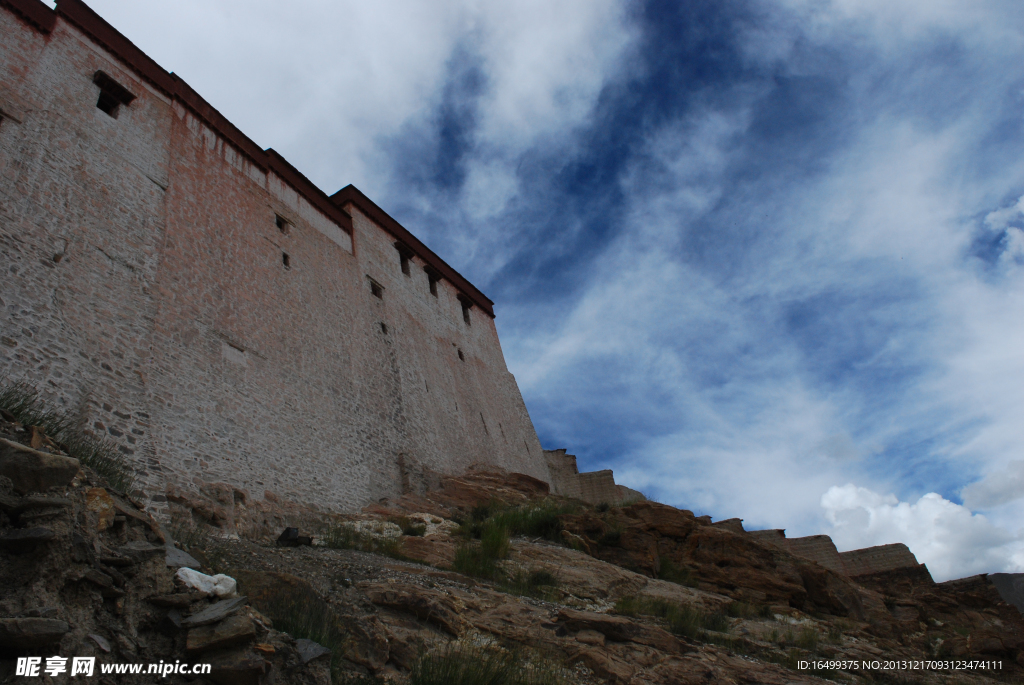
[175,567,238,598]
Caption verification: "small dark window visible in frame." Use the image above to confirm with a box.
[93,71,136,119]
[369,279,383,299]
[458,295,472,325]
[380,322,388,334]
[96,91,120,118]
[282,252,291,269]
[425,266,440,297]
[276,214,290,234]
[394,242,413,276]
[457,349,464,361]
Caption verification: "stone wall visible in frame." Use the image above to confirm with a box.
[0,0,549,523]
[782,535,846,575]
[839,543,921,577]
[989,574,1024,614]
[544,449,582,500]
[543,449,644,506]
[747,528,926,579]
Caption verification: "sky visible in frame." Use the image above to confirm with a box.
[61,0,1024,582]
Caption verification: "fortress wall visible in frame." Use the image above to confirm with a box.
[543,449,583,499]
[577,470,620,506]
[781,535,847,575]
[0,0,548,520]
[839,543,921,577]
[748,529,787,549]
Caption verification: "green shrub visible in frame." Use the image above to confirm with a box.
[459,500,579,543]
[795,626,818,651]
[0,381,137,493]
[502,568,560,600]
[409,644,565,685]
[613,596,729,640]
[453,522,511,580]
[656,557,698,587]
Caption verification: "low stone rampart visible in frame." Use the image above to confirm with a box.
[839,543,920,577]
[986,573,1024,614]
[747,529,927,580]
[781,535,846,575]
[542,449,644,506]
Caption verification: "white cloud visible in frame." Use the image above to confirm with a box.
[962,461,1024,509]
[821,484,1024,580]
[80,0,634,196]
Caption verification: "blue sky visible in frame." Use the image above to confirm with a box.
[74,0,1024,580]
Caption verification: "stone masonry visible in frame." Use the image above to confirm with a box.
[0,0,550,522]
[544,449,644,506]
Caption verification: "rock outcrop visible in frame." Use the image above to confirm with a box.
[4,411,1023,684]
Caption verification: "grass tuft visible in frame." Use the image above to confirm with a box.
[321,521,407,560]
[249,581,351,684]
[614,595,729,640]
[501,568,560,601]
[656,557,698,587]
[0,381,137,493]
[409,643,566,685]
[453,522,511,580]
[458,499,579,543]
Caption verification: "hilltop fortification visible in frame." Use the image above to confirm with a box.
[0,0,549,519]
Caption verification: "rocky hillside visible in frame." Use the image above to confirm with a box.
[2,392,1023,685]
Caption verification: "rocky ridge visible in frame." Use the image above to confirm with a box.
[2,408,1024,684]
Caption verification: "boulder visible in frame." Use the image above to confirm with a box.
[0,617,69,649]
[0,438,80,494]
[166,544,202,569]
[0,526,54,552]
[295,638,331,664]
[119,540,166,560]
[187,614,256,653]
[182,597,248,628]
[205,647,268,685]
[147,591,208,608]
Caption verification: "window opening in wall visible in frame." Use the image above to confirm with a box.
[93,71,136,119]
[380,322,388,334]
[368,278,383,299]
[282,252,291,269]
[394,242,413,276]
[276,214,290,234]
[458,349,464,361]
[480,413,489,434]
[458,294,472,325]
[425,266,440,297]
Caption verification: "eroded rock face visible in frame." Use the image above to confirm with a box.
[0,423,338,685]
